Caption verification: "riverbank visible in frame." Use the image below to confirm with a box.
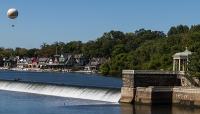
[0,67,99,74]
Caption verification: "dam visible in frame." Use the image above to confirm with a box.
[0,70,200,114]
[0,71,122,103]
[0,79,121,103]
[1,70,200,106]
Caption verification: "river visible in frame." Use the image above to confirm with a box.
[0,71,199,114]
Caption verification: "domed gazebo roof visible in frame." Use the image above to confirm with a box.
[173,47,192,59]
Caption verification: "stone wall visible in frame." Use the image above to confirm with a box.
[135,87,173,104]
[120,87,135,103]
[173,87,200,106]
[121,70,181,88]
[120,70,181,103]
[120,70,200,106]
[134,86,200,107]
[120,70,135,103]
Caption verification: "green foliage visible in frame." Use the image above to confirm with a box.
[190,25,200,33]
[111,44,126,57]
[168,25,189,36]
[188,51,200,77]
[2,25,200,76]
[99,62,110,75]
[15,47,28,57]
[27,48,39,57]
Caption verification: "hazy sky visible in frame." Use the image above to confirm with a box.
[0,0,200,48]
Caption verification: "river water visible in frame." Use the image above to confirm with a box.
[0,71,199,114]
[0,71,122,88]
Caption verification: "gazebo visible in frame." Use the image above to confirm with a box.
[172,47,192,72]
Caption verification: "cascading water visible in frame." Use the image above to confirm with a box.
[0,80,121,103]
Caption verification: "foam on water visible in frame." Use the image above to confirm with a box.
[0,80,121,103]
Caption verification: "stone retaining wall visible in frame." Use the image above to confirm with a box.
[134,87,200,107]
[120,70,181,103]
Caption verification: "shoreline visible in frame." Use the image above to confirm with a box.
[0,67,98,73]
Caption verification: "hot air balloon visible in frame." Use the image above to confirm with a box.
[7,8,18,27]
[7,8,18,19]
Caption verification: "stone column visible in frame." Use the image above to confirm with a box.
[182,59,185,71]
[173,59,175,71]
[178,59,181,71]
[120,70,135,103]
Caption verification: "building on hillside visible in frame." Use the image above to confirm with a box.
[27,57,38,68]
[73,54,88,66]
[63,53,73,66]
[172,47,192,73]
[45,54,68,69]
[3,57,17,68]
[59,54,65,64]
[17,58,28,68]
[84,57,107,71]
[38,57,48,68]
[0,58,4,67]
[43,53,89,70]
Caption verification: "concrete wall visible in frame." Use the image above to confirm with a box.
[120,70,181,103]
[120,70,135,103]
[135,87,173,104]
[173,87,200,106]
[122,70,181,88]
[134,86,200,107]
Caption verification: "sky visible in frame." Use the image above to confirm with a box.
[0,0,200,49]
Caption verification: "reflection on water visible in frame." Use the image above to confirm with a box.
[120,103,134,114]
[171,106,200,114]
[120,103,200,114]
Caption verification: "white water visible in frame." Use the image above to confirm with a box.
[0,80,121,103]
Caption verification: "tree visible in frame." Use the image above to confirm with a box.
[190,25,200,32]
[188,51,200,77]
[111,44,126,57]
[99,62,110,75]
[63,41,83,54]
[27,48,39,57]
[15,47,28,57]
[168,25,189,36]
[1,24,200,76]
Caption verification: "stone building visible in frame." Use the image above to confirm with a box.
[172,47,192,73]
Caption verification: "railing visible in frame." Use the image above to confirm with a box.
[180,73,200,87]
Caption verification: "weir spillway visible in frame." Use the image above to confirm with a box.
[0,80,121,103]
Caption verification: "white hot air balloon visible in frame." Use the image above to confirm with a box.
[7,8,18,19]
[7,8,18,27]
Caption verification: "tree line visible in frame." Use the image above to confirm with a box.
[1,25,200,76]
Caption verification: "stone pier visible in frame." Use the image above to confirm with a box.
[135,87,173,104]
[120,70,200,107]
[134,86,200,107]
[120,70,181,103]
[120,70,135,103]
